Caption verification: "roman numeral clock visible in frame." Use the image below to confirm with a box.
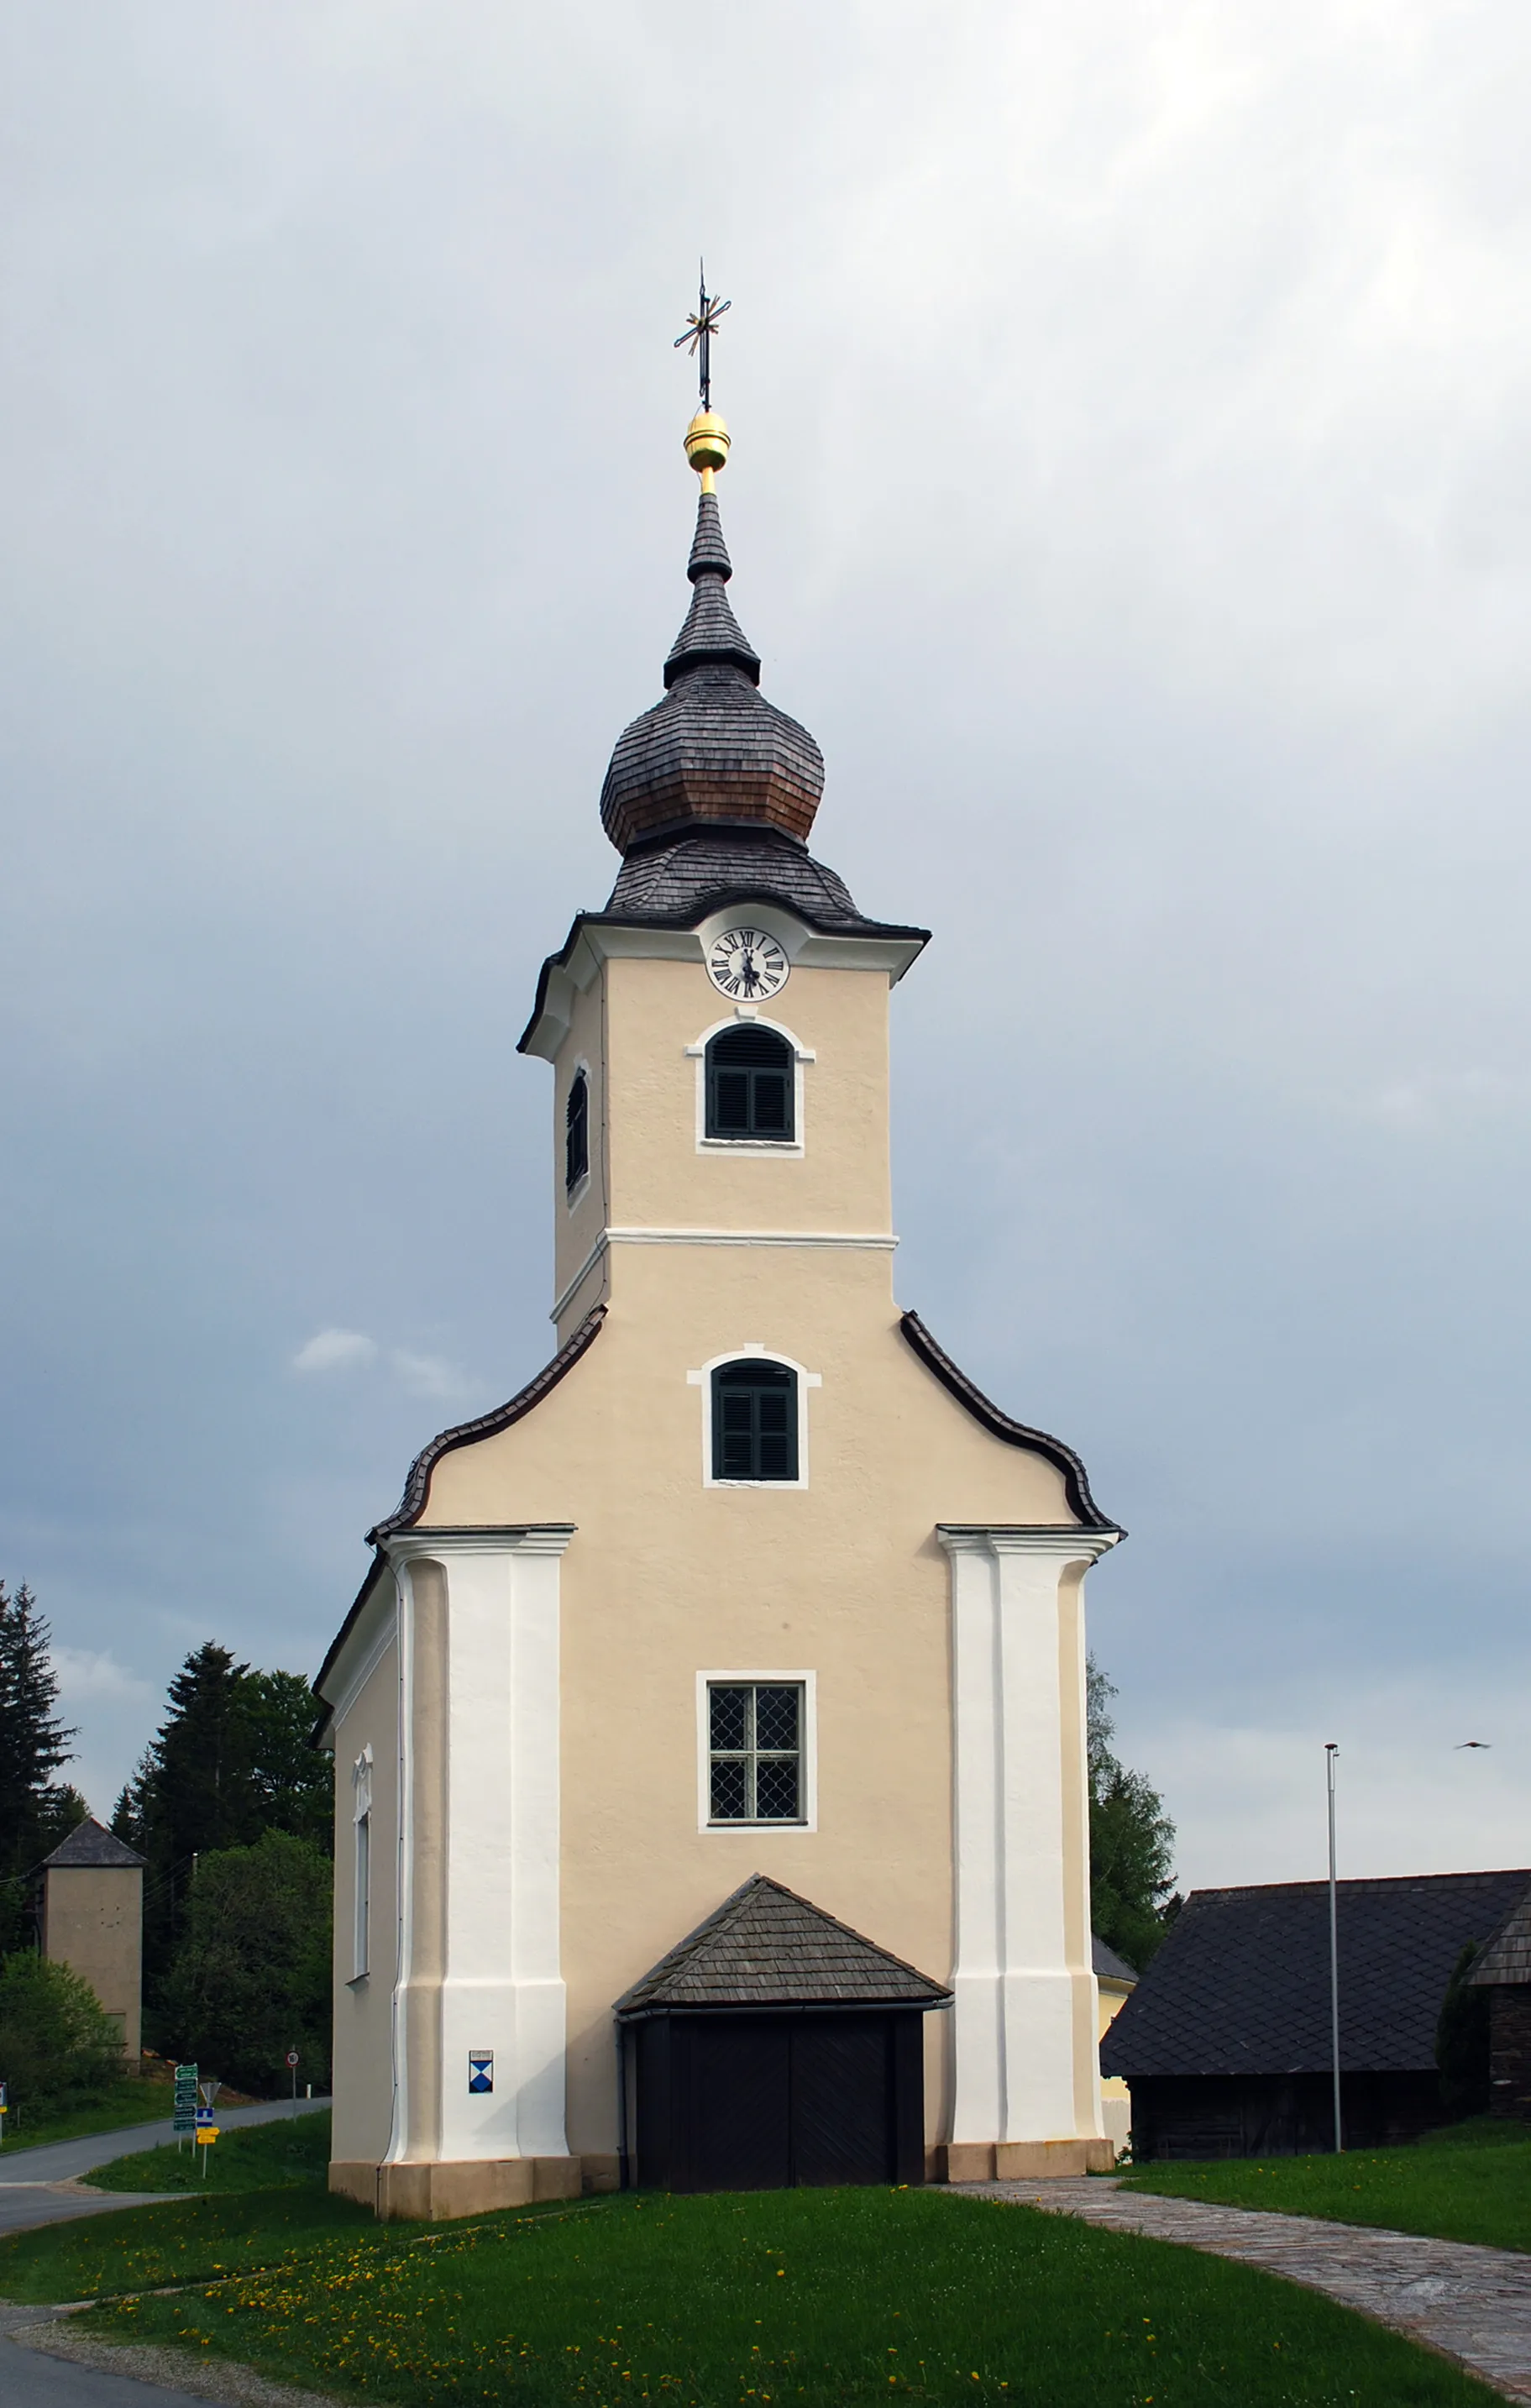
[706,926,789,1000]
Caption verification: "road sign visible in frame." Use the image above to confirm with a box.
[173,2064,198,2137]
[286,2049,299,2069]
[196,2127,219,2144]
[198,2080,222,2110]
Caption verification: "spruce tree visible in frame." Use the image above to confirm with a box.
[0,1581,80,1949]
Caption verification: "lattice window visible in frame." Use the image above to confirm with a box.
[705,1025,794,1141]
[712,1360,798,1481]
[564,1069,590,1193]
[708,1682,804,1823]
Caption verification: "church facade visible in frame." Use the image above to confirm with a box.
[314,401,1122,2220]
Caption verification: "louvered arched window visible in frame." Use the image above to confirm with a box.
[711,1358,799,1482]
[564,1068,590,1193]
[705,1024,794,1141]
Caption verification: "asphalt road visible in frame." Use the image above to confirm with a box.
[1,2099,332,2405]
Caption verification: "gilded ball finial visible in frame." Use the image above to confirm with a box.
[684,407,731,494]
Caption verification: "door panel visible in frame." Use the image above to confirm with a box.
[791,2017,894,2186]
[685,2017,791,2192]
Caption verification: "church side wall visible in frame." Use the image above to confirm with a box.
[330,1623,401,2173]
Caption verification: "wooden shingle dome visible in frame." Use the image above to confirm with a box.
[599,493,826,854]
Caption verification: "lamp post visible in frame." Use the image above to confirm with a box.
[1326,1743,1342,2154]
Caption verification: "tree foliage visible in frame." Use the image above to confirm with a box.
[158,1829,332,2096]
[1087,1657,1177,1970]
[0,1581,81,1950]
[1435,1940,1491,2119]
[0,1950,124,2104]
[113,1645,333,1993]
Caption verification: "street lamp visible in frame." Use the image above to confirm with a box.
[1326,1743,1342,2154]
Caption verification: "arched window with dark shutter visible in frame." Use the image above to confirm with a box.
[705,1024,794,1142]
[564,1068,590,1194]
[711,1359,799,1482]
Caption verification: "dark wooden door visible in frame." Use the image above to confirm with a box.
[685,2017,792,2192]
[791,2017,895,2185]
[669,2012,904,2191]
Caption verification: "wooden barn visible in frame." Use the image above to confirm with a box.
[1102,1868,1530,2159]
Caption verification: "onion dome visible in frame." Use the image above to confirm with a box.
[599,463,826,855]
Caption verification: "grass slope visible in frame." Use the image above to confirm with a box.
[0,2075,176,2154]
[1125,2117,1531,2253]
[91,2108,333,2194]
[77,2186,1493,2406]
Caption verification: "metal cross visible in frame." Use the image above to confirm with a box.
[674,263,731,411]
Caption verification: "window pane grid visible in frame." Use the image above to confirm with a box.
[707,1681,804,1824]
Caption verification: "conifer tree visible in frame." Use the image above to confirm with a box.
[0,1581,80,1948]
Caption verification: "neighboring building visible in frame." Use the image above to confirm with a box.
[312,396,1125,2219]
[39,1817,146,2060]
[1102,1868,1528,2159]
[1468,1890,1531,2118]
[1093,1934,1138,2154]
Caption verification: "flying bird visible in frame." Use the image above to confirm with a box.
[1455,1740,1492,1749]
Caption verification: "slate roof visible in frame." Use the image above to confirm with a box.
[41,1817,146,1870]
[1093,1935,1139,1985]
[599,491,827,854]
[615,1874,953,2017]
[1100,1869,1531,2081]
[1471,1891,1531,1987]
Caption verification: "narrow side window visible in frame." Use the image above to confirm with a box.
[705,1025,794,1141]
[711,1359,798,1481]
[564,1068,590,1193]
[351,1747,373,1980]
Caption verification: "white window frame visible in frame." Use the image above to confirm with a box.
[350,1745,373,1983]
[686,1009,813,1159]
[564,1056,592,1212]
[696,1671,818,1834]
[687,1345,821,1490]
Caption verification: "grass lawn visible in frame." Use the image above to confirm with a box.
[44,2185,1497,2406]
[91,2106,333,2194]
[0,2073,176,2155]
[1124,2117,1531,2254]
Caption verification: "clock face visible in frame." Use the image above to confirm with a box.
[705,926,789,1000]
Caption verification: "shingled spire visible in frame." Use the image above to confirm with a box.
[598,443,826,856]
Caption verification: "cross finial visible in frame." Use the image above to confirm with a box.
[674,260,731,412]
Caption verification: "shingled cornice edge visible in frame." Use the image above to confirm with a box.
[899,1311,1119,1534]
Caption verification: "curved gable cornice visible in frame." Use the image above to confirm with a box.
[899,1310,1120,1534]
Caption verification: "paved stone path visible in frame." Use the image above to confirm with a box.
[958,2175,1531,2400]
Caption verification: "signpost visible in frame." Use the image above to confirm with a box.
[173,2064,198,2154]
[286,2048,299,2106]
[0,2078,8,2148]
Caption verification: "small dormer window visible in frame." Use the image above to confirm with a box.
[705,1025,793,1142]
[565,1069,590,1193]
[712,1359,798,1481]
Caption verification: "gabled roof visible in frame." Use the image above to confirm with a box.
[1101,1868,1531,2081]
[41,1817,145,1870]
[615,1874,953,2017]
[1093,1934,1139,1985]
[1470,1889,1531,1987]
[899,1311,1119,1532]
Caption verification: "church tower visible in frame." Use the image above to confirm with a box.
[315,352,1122,2219]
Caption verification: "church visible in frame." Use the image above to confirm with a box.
[313,362,1124,2220]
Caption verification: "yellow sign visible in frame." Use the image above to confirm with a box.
[195,2127,219,2145]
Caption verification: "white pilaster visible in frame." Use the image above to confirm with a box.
[385,1526,574,2164]
[938,1524,1118,2145]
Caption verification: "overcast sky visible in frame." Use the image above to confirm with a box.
[4,2,1529,1894]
